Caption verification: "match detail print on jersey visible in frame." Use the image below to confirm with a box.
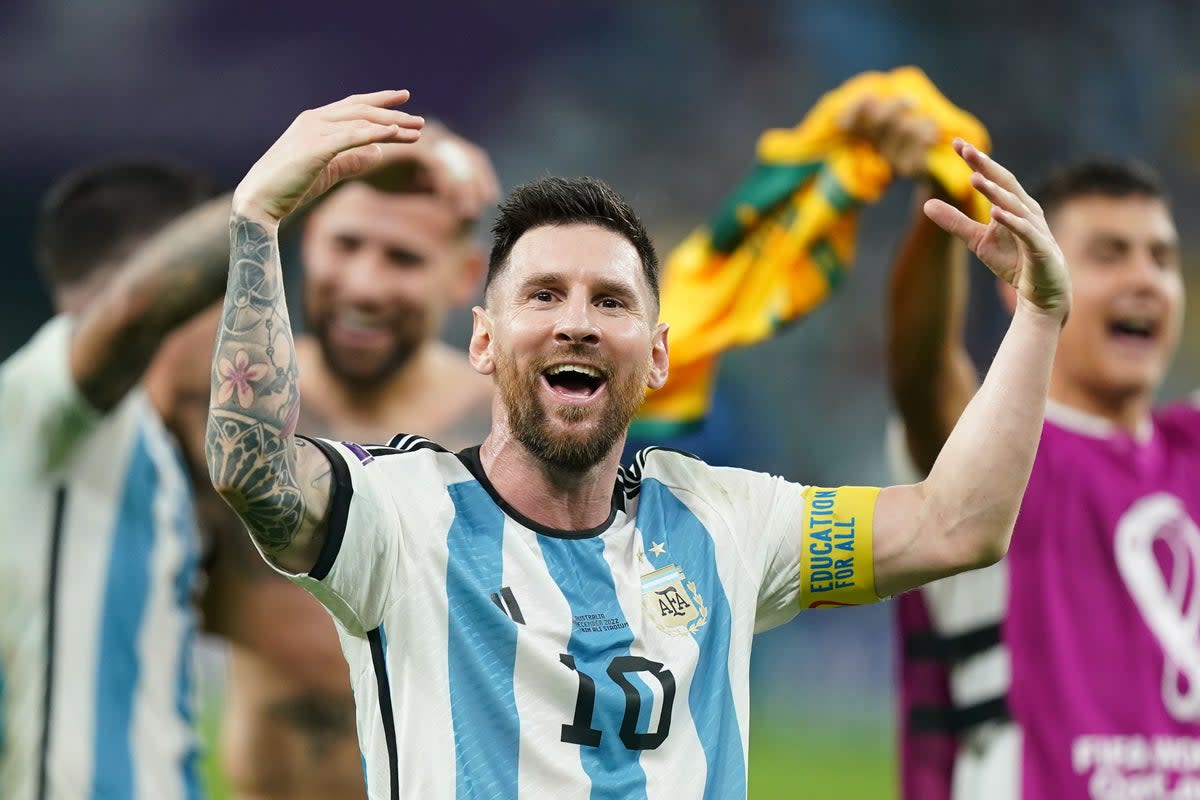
[799,485,879,608]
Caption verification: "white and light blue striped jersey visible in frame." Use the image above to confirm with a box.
[0,316,203,800]
[273,433,880,800]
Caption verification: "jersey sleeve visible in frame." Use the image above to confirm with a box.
[0,315,100,474]
[257,437,437,636]
[704,464,881,631]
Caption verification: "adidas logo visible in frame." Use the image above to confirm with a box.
[490,586,525,625]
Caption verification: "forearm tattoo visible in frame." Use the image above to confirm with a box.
[205,216,308,553]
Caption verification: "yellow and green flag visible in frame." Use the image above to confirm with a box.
[632,66,990,438]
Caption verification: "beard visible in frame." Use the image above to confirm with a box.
[496,345,647,473]
[308,302,430,390]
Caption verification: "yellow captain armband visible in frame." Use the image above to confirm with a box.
[799,485,881,609]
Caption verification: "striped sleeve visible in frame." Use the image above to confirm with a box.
[702,464,882,630]
[796,485,880,610]
[265,437,416,636]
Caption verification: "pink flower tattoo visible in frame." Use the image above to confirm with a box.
[217,349,271,409]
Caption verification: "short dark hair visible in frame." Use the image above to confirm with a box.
[486,176,659,304]
[323,119,481,239]
[36,158,216,289]
[339,160,478,240]
[1034,157,1168,223]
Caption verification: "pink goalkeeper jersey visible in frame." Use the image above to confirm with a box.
[896,400,1200,800]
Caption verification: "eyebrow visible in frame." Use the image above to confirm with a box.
[1087,233,1180,249]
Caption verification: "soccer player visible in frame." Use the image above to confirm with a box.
[206,90,1069,798]
[0,161,231,798]
[885,146,1195,793]
[202,121,498,799]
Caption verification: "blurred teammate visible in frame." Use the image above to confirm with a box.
[883,113,1198,796]
[0,161,231,798]
[207,90,1070,798]
[203,120,498,799]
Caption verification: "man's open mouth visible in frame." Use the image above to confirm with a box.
[542,363,608,399]
[1107,314,1159,343]
[329,310,390,345]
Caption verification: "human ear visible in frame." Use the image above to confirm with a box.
[647,323,669,390]
[468,306,495,375]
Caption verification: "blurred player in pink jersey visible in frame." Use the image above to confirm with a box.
[874,94,1196,799]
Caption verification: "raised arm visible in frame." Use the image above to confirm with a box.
[843,95,979,475]
[872,141,1070,596]
[205,90,424,574]
[887,186,977,475]
[68,193,231,412]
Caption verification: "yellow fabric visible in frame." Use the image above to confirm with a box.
[632,67,990,434]
[799,485,881,609]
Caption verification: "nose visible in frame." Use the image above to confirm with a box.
[340,250,386,305]
[553,295,600,345]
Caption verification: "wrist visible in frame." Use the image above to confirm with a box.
[231,188,283,230]
[1014,293,1070,329]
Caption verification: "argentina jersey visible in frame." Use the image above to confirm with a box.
[0,316,203,800]
[275,433,881,800]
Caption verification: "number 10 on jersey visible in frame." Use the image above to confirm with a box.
[559,653,676,750]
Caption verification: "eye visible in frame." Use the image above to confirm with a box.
[598,297,624,309]
[1152,245,1179,271]
[386,248,425,269]
[532,289,555,302]
[1088,239,1126,265]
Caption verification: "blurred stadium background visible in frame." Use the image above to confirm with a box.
[5,1,1200,797]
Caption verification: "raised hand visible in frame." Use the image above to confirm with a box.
[232,90,425,225]
[924,140,1071,321]
[840,95,939,179]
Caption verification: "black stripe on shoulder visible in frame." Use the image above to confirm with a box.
[385,433,450,453]
[908,696,1010,735]
[368,628,400,800]
[299,436,352,582]
[620,446,701,500]
[363,446,403,457]
[363,443,448,459]
[905,623,1003,664]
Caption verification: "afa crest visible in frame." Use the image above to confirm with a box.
[641,564,708,636]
